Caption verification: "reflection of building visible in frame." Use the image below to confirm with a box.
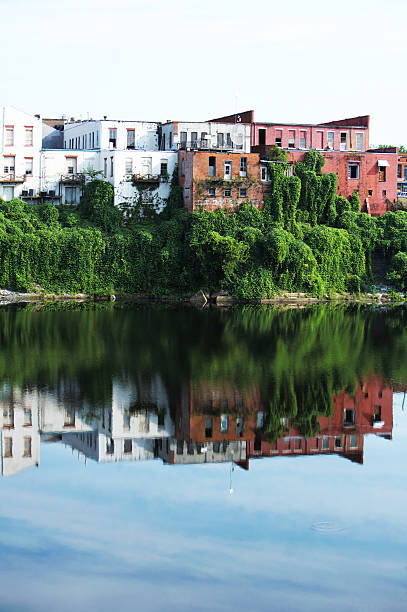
[175,377,393,468]
[0,375,395,476]
[0,386,40,477]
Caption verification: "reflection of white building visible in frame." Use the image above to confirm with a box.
[62,431,157,463]
[0,386,40,477]
[159,439,247,466]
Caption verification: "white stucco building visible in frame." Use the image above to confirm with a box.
[161,120,251,153]
[0,105,42,201]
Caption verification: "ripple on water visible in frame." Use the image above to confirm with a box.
[311,521,348,534]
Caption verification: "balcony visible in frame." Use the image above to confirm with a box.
[178,139,243,152]
[0,174,25,183]
[61,173,84,184]
[132,174,161,185]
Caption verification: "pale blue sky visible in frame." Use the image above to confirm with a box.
[1,0,406,146]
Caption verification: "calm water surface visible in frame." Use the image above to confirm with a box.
[0,302,406,611]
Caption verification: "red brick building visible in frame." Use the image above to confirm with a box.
[397,154,407,196]
[207,111,398,216]
[178,150,264,212]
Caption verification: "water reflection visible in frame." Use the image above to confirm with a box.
[0,374,396,477]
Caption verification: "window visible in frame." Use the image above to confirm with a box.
[109,128,117,148]
[275,130,282,147]
[288,130,295,148]
[240,157,247,177]
[348,163,359,179]
[258,128,266,145]
[300,131,306,148]
[25,158,33,175]
[125,158,132,174]
[261,166,268,182]
[127,129,135,149]
[3,186,14,201]
[141,157,152,176]
[106,439,114,454]
[177,440,184,455]
[356,133,363,151]
[65,186,76,204]
[335,436,342,448]
[23,437,32,457]
[3,406,14,428]
[239,188,247,198]
[224,161,232,180]
[161,134,166,150]
[322,437,329,450]
[208,187,215,197]
[4,438,12,458]
[181,158,185,176]
[66,157,77,174]
[180,131,187,144]
[224,189,231,197]
[398,164,402,178]
[200,131,207,144]
[382,190,387,197]
[220,415,228,433]
[295,438,302,450]
[340,132,347,151]
[64,407,75,426]
[110,157,114,177]
[4,157,15,174]
[217,133,224,148]
[209,156,216,177]
[104,158,107,177]
[374,405,382,422]
[124,439,132,454]
[5,126,14,146]
[24,408,32,426]
[257,411,264,428]
[236,418,244,437]
[205,417,213,438]
[404,167,407,180]
[350,435,358,448]
[191,131,198,146]
[160,160,168,177]
[327,131,334,149]
[379,166,386,182]
[123,413,130,430]
[25,127,33,146]
[368,189,373,196]
[344,409,355,425]
[226,133,232,148]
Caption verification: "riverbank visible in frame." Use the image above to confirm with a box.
[1,287,405,307]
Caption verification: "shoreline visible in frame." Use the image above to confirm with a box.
[0,288,405,307]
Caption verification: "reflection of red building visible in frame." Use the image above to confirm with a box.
[175,376,393,468]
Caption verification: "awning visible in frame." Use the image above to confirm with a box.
[378,160,390,167]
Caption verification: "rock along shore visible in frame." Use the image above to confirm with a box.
[0,288,405,307]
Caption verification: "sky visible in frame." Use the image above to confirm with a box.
[1,0,407,145]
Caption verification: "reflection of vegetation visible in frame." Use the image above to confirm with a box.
[2,303,407,432]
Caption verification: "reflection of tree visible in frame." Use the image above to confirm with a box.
[1,302,407,428]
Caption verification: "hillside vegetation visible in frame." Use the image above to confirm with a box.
[1,150,407,298]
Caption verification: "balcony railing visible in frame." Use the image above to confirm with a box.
[61,173,84,184]
[0,174,25,183]
[178,139,243,151]
[132,174,162,185]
